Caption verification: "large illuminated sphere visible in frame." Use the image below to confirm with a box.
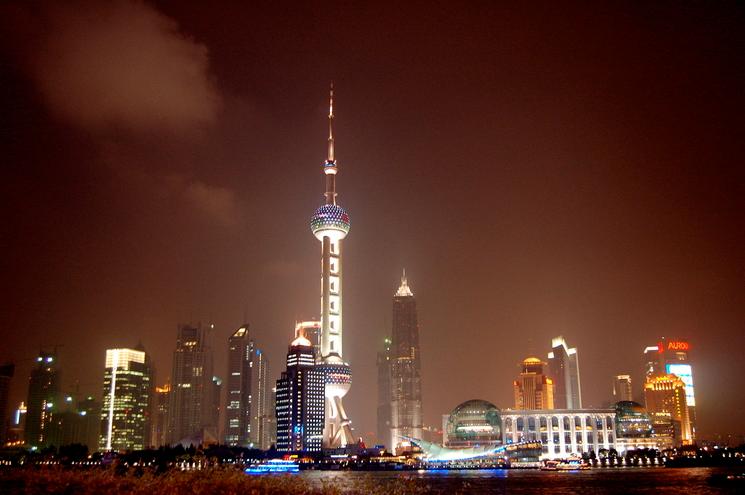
[614,401,653,438]
[446,399,502,447]
[310,204,350,241]
[317,363,352,398]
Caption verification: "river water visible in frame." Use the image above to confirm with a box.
[300,467,743,494]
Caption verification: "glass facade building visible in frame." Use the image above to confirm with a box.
[168,324,215,445]
[224,324,253,446]
[444,399,502,448]
[275,334,325,452]
[99,347,152,451]
[547,336,582,409]
[614,401,652,438]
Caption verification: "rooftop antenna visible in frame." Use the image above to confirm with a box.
[328,82,335,163]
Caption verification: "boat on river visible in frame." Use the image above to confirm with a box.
[244,459,300,474]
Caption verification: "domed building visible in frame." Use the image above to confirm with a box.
[614,401,653,438]
[444,399,502,448]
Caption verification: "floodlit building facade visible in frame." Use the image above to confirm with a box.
[644,338,696,439]
[502,408,657,458]
[224,324,253,446]
[99,347,152,451]
[431,401,659,461]
[643,373,692,445]
[390,272,423,451]
[513,357,554,410]
[275,333,325,452]
[547,336,582,409]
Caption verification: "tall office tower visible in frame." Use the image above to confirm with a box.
[0,363,14,443]
[310,86,354,448]
[211,376,222,440]
[376,337,392,447]
[77,396,101,453]
[99,347,152,451]
[224,324,253,446]
[389,272,423,450]
[643,345,662,378]
[150,384,170,447]
[644,374,692,445]
[613,374,633,402]
[295,321,322,361]
[652,338,697,439]
[275,332,325,452]
[25,351,60,448]
[168,324,215,445]
[547,336,582,409]
[50,393,100,451]
[266,386,277,449]
[7,402,27,444]
[250,348,269,449]
[513,357,555,410]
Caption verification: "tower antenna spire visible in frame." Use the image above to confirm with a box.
[328,82,335,163]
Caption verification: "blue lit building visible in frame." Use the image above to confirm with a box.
[275,332,325,452]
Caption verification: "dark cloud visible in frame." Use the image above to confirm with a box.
[20,0,220,134]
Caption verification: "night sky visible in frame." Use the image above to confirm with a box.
[1,1,744,444]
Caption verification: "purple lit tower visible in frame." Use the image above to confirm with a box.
[310,85,354,448]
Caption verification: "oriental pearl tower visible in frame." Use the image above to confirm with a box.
[310,84,354,448]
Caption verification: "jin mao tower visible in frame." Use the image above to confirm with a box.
[389,271,423,450]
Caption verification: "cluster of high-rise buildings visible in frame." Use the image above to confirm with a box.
[0,324,274,453]
[422,335,699,461]
[0,89,702,460]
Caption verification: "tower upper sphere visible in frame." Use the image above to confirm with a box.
[311,204,350,241]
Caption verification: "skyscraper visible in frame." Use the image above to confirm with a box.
[295,320,322,361]
[168,324,215,445]
[150,384,170,447]
[250,348,270,449]
[376,337,392,447]
[309,86,353,448]
[613,374,634,402]
[25,351,60,449]
[224,324,253,446]
[643,345,662,378]
[513,357,555,410]
[644,373,692,445]
[648,338,697,439]
[99,347,152,451]
[75,396,101,453]
[0,363,14,444]
[389,271,423,450]
[275,332,325,452]
[547,336,582,409]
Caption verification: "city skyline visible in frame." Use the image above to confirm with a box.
[2,1,745,445]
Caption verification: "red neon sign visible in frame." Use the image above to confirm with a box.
[658,341,690,352]
[667,341,689,351]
